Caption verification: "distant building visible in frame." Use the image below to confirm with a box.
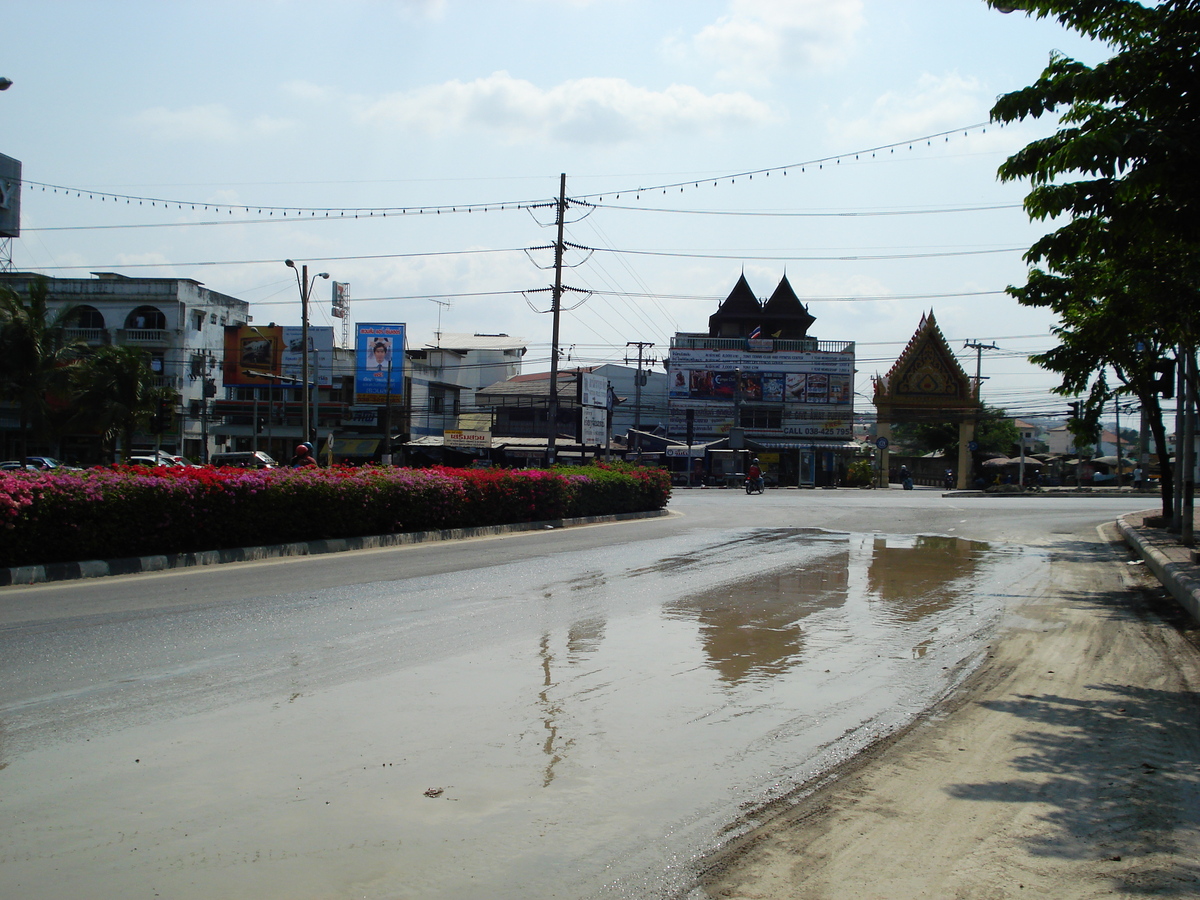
[1,272,250,463]
[405,332,527,437]
[666,273,856,486]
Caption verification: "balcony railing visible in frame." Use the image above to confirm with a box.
[64,327,107,344]
[124,329,171,343]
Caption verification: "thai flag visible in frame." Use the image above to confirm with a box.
[748,326,762,339]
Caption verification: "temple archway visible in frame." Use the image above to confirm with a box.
[872,312,980,489]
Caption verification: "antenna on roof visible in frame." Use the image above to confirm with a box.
[430,299,452,346]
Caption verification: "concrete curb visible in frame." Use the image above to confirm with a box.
[1117,510,1200,624]
[0,508,673,587]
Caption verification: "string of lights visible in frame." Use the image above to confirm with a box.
[21,121,997,223]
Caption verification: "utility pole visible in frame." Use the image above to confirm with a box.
[626,341,655,439]
[546,173,567,467]
[963,340,999,397]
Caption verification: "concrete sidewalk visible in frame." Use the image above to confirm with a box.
[1118,509,1200,624]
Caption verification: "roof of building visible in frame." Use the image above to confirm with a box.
[423,332,527,352]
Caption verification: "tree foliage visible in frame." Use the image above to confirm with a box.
[988,0,1200,514]
[892,408,1019,457]
[70,345,176,463]
[0,278,81,461]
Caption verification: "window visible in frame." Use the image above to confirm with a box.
[740,407,782,430]
[127,306,167,330]
[193,311,204,332]
[190,354,206,377]
[69,305,105,329]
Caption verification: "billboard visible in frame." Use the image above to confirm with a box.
[331,282,349,319]
[355,322,405,403]
[223,325,335,388]
[0,154,21,238]
[668,346,855,441]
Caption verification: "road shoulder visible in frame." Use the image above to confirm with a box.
[696,520,1200,899]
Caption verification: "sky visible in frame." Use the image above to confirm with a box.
[2,0,1113,420]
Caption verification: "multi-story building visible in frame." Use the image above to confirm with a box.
[405,332,527,438]
[666,273,857,486]
[1,272,250,463]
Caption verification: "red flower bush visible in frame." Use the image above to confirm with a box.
[0,462,671,569]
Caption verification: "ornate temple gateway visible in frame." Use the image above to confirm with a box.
[873,312,980,489]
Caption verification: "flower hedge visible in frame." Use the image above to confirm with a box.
[0,462,671,569]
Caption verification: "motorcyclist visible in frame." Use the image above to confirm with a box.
[289,443,318,468]
[747,458,764,492]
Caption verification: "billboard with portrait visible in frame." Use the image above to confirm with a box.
[355,323,405,403]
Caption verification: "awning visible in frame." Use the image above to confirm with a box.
[328,438,379,457]
[753,440,860,450]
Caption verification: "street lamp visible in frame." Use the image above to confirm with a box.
[285,260,329,445]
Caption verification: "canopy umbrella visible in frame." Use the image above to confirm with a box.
[1091,456,1137,468]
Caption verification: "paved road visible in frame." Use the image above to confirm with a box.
[0,489,1154,900]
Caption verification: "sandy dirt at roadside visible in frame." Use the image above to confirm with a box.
[697,522,1200,899]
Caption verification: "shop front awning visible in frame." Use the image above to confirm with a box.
[752,439,860,451]
[328,438,379,457]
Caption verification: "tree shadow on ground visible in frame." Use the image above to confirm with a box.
[945,569,1200,895]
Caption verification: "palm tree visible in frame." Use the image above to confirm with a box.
[0,278,81,461]
[70,344,174,462]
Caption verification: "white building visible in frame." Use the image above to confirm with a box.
[405,332,527,437]
[1,272,250,463]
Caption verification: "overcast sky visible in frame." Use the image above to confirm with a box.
[3,1,1110,418]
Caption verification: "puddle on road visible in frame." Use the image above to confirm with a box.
[0,527,1031,900]
[656,529,996,686]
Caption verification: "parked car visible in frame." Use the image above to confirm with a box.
[209,451,277,469]
[0,460,37,472]
[128,455,183,468]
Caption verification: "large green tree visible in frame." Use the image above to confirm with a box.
[893,407,1019,458]
[0,278,81,462]
[989,0,1200,515]
[70,345,174,463]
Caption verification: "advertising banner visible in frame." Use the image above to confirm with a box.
[223,325,334,387]
[667,346,854,441]
[579,406,608,446]
[355,323,406,404]
[0,154,21,239]
[444,429,491,450]
[579,373,609,409]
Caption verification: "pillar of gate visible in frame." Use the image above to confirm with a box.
[957,419,975,489]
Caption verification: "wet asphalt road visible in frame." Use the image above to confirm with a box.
[0,489,1154,899]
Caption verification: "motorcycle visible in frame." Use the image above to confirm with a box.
[745,477,765,495]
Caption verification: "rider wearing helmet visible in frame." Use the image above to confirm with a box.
[289,443,318,468]
[747,457,764,491]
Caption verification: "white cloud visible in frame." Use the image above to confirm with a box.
[129,104,293,143]
[355,71,775,144]
[685,0,865,87]
[830,73,988,146]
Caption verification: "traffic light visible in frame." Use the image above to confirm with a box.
[255,415,266,434]
[1151,359,1176,399]
[1067,401,1081,421]
[150,398,172,434]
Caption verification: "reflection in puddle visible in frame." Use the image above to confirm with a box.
[662,530,998,685]
[536,617,606,786]
[665,548,850,683]
[867,534,990,622]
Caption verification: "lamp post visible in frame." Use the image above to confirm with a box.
[285,260,329,445]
